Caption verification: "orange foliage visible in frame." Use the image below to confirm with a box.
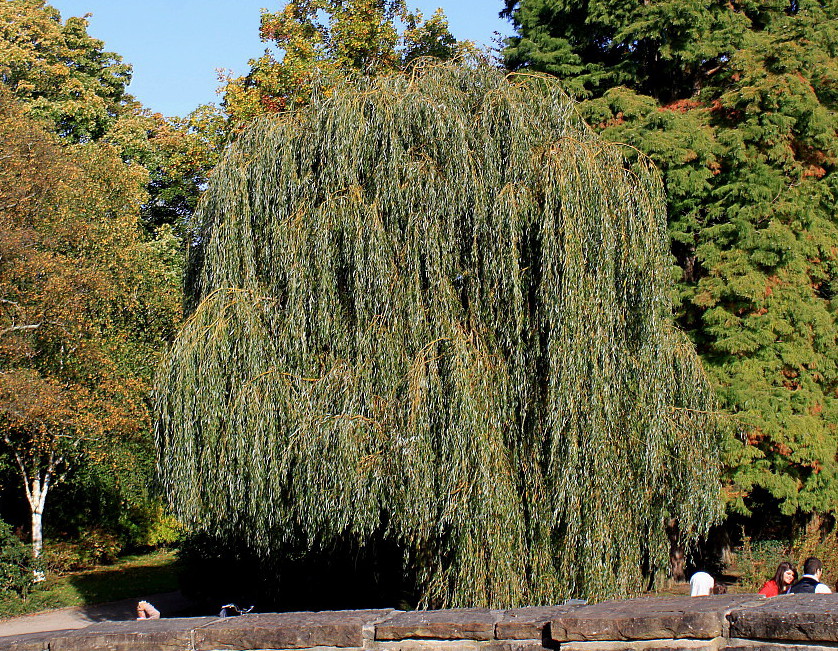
[597,111,626,129]
[802,166,826,178]
[746,427,766,445]
[0,89,178,488]
[222,0,461,124]
[774,443,793,456]
[660,98,703,112]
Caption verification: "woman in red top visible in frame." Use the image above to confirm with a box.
[759,562,797,597]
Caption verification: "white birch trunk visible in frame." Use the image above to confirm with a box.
[30,508,45,582]
[27,467,51,582]
[30,487,45,559]
[3,438,57,579]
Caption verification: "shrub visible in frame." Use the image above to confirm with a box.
[42,540,92,575]
[123,501,182,549]
[78,528,121,565]
[732,536,789,592]
[791,522,838,588]
[0,519,33,597]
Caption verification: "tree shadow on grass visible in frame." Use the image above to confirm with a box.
[65,555,196,621]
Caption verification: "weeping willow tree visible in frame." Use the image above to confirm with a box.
[156,62,723,608]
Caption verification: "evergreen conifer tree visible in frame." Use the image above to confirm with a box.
[503,0,838,524]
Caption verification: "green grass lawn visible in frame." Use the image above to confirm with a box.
[0,549,181,619]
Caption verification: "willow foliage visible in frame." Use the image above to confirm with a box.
[156,63,723,607]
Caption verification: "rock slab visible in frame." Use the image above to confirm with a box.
[559,638,726,651]
[496,606,584,640]
[47,617,217,651]
[376,609,497,641]
[9,595,838,650]
[0,629,73,651]
[727,594,838,642]
[551,596,766,642]
[193,609,394,650]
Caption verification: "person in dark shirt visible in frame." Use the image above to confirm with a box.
[788,557,832,594]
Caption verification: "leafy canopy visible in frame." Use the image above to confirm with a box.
[157,63,724,607]
[0,0,131,141]
[0,87,181,543]
[222,0,463,122]
[0,1,200,554]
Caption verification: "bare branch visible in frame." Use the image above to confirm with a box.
[3,435,35,507]
[1,323,41,335]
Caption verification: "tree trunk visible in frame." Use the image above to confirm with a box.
[3,438,59,580]
[667,517,686,582]
[31,507,43,559]
[24,469,50,555]
[28,472,50,582]
[807,512,824,537]
[31,507,46,584]
[28,469,51,566]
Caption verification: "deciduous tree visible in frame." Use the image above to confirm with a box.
[0,0,131,141]
[0,90,181,559]
[222,0,462,122]
[157,63,724,607]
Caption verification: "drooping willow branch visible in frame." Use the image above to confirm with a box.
[155,62,724,607]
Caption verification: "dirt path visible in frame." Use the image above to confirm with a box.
[0,590,195,637]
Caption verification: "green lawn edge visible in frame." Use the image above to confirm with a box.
[0,549,180,619]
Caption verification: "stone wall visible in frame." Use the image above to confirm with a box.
[3,594,838,651]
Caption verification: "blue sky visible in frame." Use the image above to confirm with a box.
[49,1,513,118]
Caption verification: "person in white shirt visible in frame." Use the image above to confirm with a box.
[690,571,715,596]
[788,557,832,594]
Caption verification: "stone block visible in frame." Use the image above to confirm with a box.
[496,606,583,640]
[370,639,546,651]
[724,641,838,651]
[558,637,727,651]
[727,594,838,642]
[376,609,498,641]
[47,616,218,651]
[551,596,765,642]
[194,610,394,650]
[0,630,70,651]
